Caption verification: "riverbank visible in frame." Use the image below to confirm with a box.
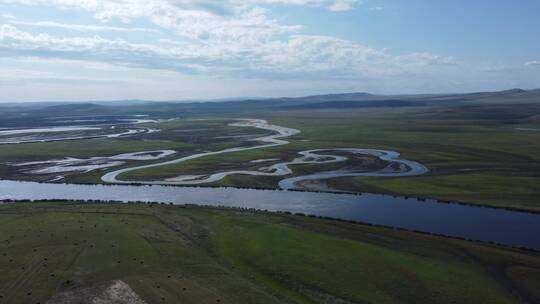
[246,108,540,212]
[0,202,538,304]
[3,198,538,253]
[104,119,428,189]
[43,176,540,214]
[2,180,539,250]
[2,107,538,213]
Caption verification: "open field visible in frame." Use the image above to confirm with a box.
[2,3,539,303]
[0,119,270,183]
[0,91,538,211]
[250,104,540,210]
[0,202,539,304]
[114,102,540,211]
[0,119,267,162]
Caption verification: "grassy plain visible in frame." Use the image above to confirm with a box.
[1,99,539,211]
[0,119,268,183]
[0,119,266,162]
[0,202,538,304]
[255,105,540,211]
[118,102,540,211]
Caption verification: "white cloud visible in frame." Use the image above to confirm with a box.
[0,24,159,53]
[10,20,158,33]
[0,24,455,79]
[0,1,362,72]
[1,13,16,19]
[1,0,361,13]
[248,0,360,11]
[525,60,540,67]
[0,0,354,42]
[3,0,534,100]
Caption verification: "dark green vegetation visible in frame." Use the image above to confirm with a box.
[121,91,540,211]
[120,147,387,184]
[0,119,266,161]
[0,89,539,210]
[0,119,270,183]
[251,104,540,211]
[0,202,539,303]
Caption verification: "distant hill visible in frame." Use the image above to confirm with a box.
[0,89,538,127]
[277,92,375,102]
[285,100,424,109]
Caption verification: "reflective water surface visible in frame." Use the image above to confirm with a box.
[1,180,538,250]
[103,119,428,189]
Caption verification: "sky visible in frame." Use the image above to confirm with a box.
[0,0,539,102]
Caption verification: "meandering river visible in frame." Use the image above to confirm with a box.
[102,119,429,190]
[2,118,538,250]
[0,117,159,144]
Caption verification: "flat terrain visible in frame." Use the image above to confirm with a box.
[0,119,270,183]
[251,105,540,210]
[120,103,540,211]
[0,202,539,304]
[0,90,539,211]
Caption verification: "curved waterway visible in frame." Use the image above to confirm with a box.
[12,150,176,177]
[0,180,539,250]
[516,128,540,132]
[102,119,428,190]
[0,117,159,145]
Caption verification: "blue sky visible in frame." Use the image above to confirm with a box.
[0,0,539,102]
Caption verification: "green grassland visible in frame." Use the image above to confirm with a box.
[0,202,538,303]
[255,105,540,210]
[119,147,386,184]
[0,119,267,162]
[0,119,270,182]
[1,100,539,211]
[115,102,540,211]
